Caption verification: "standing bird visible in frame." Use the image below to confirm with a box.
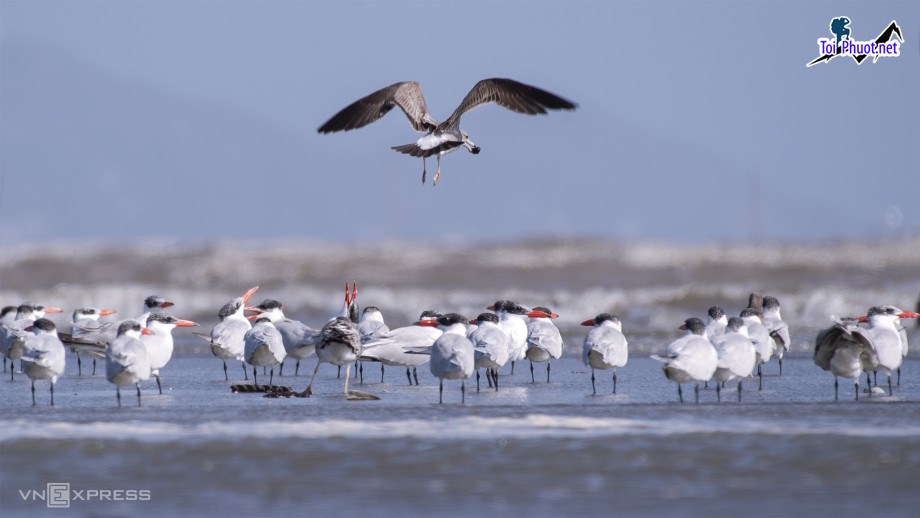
[854,306,919,395]
[243,317,286,389]
[65,307,116,376]
[582,313,629,394]
[20,318,66,406]
[247,299,320,376]
[359,310,441,385]
[710,317,757,402]
[469,312,510,391]
[318,78,577,185]
[704,306,728,341]
[740,308,774,390]
[195,286,259,380]
[762,296,791,375]
[1,303,62,379]
[356,305,390,383]
[142,313,198,394]
[300,284,362,396]
[106,321,153,407]
[421,313,474,404]
[525,307,563,383]
[651,318,718,403]
[814,316,880,400]
[489,300,531,375]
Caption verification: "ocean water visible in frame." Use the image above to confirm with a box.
[1,238,919,516]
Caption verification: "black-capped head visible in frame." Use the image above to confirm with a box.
[255,299,283,311]
[475,312,499,324]
[363,306,381,314]
[117,320,144,336]
[147,313,179,325]
[505,303,528,316]
[594,313,621,326]
[419,310,441,321]
[73,307,97,320]
[144,295,174,310]
[726,316,745,332]
[707,306,725,320]
[488,300,509,312]
[740,308,761,319]
[1,306,17,319]
[31,318,56,333]
[681,317,706,335]
[762,296,781,311]
[217,300,241,320]
[16,303,36,318]
[437,313,468,327]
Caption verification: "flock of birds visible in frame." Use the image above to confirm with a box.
[1,285,917,406]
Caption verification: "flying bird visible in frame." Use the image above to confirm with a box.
[318,78,577,185]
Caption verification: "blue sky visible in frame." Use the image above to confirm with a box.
[1,1,918,245]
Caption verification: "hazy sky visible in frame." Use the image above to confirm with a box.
[1,1,918,246]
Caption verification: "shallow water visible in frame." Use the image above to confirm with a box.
[2,351,919,516]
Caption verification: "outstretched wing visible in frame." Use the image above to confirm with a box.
[442,78,577,129]
[318,81,438,134]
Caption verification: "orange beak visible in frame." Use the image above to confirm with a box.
[159,301,175,309]
[526,310,551,318]
[898,311,920,319]
[141,328,155,335]
[175,319,198,327]
[241,286,260,304]
[100,309,117,317]
[44,307,63,314]
[581,319,595,326]
[416,320,439,327]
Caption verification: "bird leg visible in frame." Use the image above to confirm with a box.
[269,367,274,390]
[737,381,743,402]
[223,360,228,380]
[897,367,901,386]
[242,361,248,380]
[279,361,284,377]
[591,369,596,395]
[421,157,427,184]
[530,361,535,384]
[156,374,162,395]
[298,359,323,397]
[439,378,443,404]
[613,370,617,394]
[854,380,859,401]
[413,367,419,386]
[31,380,36,406]
[678,384,684,403]
[136,383,142,407]
[547,362,551,383]
[888,374,893,396]
[433,156,442,186]
[381,363,385,384]
[492,369,499,392]
[695,383,700,404]
[461,381,466,405]
[834,377,839,401]
[406,367,413,386]
[252,367,258,386]
[77,354,83,376]
[476,370,481,392]
[50,382,55,406]
[716,384,721,403]
[92,358,96,376]
[758,364,763,391]
[343,362,351,394]
[117,386,122,407]
[779,357,783,376]
[487,368,493,388]
[359,362,363,385]
[510,361,515,375]
[295,360,301,376]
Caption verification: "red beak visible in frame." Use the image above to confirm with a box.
[175,319,198,327]
[486,305,495,311]
[241,286,260,304]
[159,301,175,309]
[527,310,551,318]
[25,325,34,332]
[416,320,439,327]
[856,315,868,323]
[141,328,155,335]
[898,311,920,319]
[679,324,688,330]
[469,319,478,325]
[581,319,595,326]
[99,309,117,317]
